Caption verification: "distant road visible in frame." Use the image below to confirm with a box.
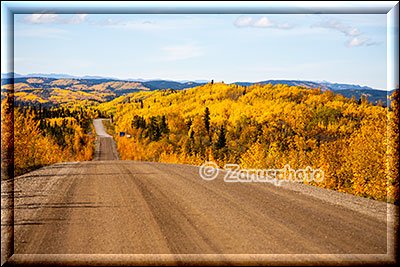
[93,118,112,137]
[1,119,397,265]
[93,118,119,161]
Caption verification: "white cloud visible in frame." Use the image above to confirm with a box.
[234,17,252,27]
[234,16,293,30]
[160,43,204,62]
[64,14,88,24]
[277,22,294,29]
[23,13,89,25]
[314,18,380,48]
[314,19,362,36]
[253,17,275,28]
[346,37,368,47]
[23,13,60,24]
[345,27,362,37]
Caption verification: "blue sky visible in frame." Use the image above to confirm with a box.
[10,13,388,89]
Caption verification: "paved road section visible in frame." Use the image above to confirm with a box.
[1,119,398,265]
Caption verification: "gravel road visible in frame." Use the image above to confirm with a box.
[1,119,397,265]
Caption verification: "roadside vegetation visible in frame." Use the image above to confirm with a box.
[1,96,97,177]
[102,118,116,136]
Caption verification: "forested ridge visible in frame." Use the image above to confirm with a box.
[99,83,399,203]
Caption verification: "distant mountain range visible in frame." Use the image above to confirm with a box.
[0,72,382,90]
[233,80,376,91]
[1,72,210,84]
[1,72,394,107]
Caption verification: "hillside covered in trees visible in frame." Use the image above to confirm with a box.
[99,82,399,204]
[1,98,97,177]
[0,77,204,106]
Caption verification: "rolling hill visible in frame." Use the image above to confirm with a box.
[0,77,204,106]
[1,74,392,107]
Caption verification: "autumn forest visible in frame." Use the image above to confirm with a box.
[1,81,399,204]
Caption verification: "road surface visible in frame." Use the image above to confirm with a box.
[1,119,398,265]
[93,119,119,161]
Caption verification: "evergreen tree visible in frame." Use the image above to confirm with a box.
[160,115,169,134]
[215,125,226,150]
[204,107,210,134]
[146,116,161,141]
